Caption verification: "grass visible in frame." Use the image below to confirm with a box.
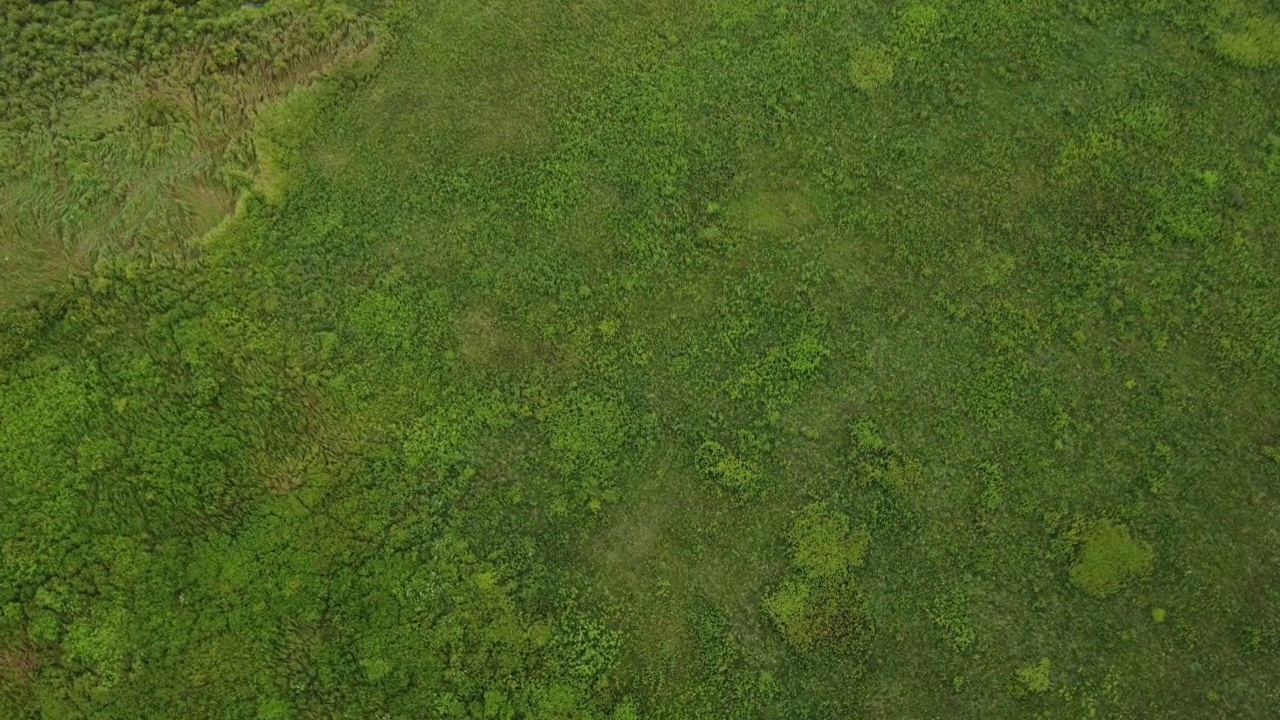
[1,0,1278,717]
[0,0,374,310]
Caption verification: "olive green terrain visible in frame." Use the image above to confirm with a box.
[1,0,1278,718]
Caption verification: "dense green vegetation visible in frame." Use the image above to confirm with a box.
[2,0,1278,717]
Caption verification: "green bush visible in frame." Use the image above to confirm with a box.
[1014,657,1051,695]
[538,391,630,510]
[1069,520,1154,598]
[930,587,976,653]
[788,502,869,579]
[765,503,871,655]
[764,575,869,655]
[695,440,763,496]
[764,576,817,650]
[848,419,922,497]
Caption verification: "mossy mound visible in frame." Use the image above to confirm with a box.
[1069,520,1154,598]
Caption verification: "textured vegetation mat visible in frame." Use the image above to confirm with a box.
[1,0,1278,718]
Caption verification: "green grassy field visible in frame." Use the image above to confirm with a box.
[1,0,1278,717]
